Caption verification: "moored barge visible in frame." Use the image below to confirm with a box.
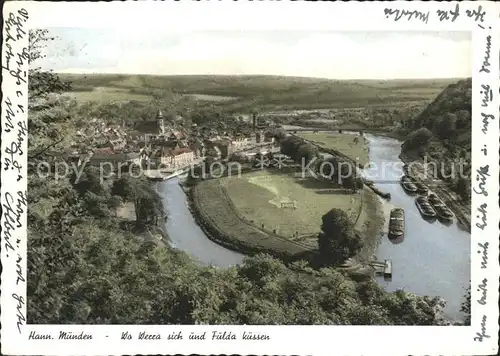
[400,176,418,194]
[415,196,437,219]
[388,208,405,239]
[413,181,428,195]
[428,193,454,221]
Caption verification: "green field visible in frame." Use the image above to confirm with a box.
[59,73,458,110]
[296,132,370,166]
[222,170,361,238]
[62,86,154,103]
[193,170,362,253]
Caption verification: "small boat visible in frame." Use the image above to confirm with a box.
[436,206,454,221]
[415,196,437,219]
[428,194,454,221]
[401,176,418,194]
[149,176,165,181]
[388,208,405,238]
[413,181,429,195]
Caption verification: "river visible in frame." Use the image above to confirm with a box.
[364,134,470,322]
[156,178,244,267]
[157,133,470,321]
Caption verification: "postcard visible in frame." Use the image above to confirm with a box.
[1,1,499,355]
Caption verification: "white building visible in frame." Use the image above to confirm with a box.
[155,147,195,168]
[231,137,249,151]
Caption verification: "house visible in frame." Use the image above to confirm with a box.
[170,148,195,167]
[88,148,141,174]
[168,129,186,141]
[231,137,248,151]
[154,147,195,168]
[107,135,127,151]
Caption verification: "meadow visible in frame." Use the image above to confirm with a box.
[193,169,362,253]
[62,86,154,103]
[192,177,312,256]
[221,170,361,239]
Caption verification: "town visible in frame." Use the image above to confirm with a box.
[60,109,277,179]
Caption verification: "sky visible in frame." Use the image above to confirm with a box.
[39,29,472,80]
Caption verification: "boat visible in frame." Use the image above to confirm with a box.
[413,181,429,195]
[428,194,454,221]
[428,193,443,206]
[388,208,405,238]
[149,176,165,181]
[415,196,437,219]
[400,176,418,194]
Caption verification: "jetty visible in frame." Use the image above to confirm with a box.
[370,259,392,280]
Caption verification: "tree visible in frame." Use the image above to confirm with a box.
[29,30,71,98]
[410,127,433,146]
[111,175,164,229]
[460,285,471,325]
[280,135,303,160]
[265,127,286,143]
[318,209,362,265]
[455,177,471,202]
[185,164,204,186]
[402,127,433,155]
[297,143,317,165]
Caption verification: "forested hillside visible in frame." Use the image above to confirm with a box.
[60,72,455,112]
[401,78,472,202]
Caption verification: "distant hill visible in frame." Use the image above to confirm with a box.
[58,73,459,110]
[401,78,472,203]
[402,78,471,154]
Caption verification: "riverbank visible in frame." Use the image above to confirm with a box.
[353,187,386,264]
[399,153,471,233]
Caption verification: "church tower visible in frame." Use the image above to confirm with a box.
[157,110,165,135]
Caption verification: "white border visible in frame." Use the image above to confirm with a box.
[1,1,499,355]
